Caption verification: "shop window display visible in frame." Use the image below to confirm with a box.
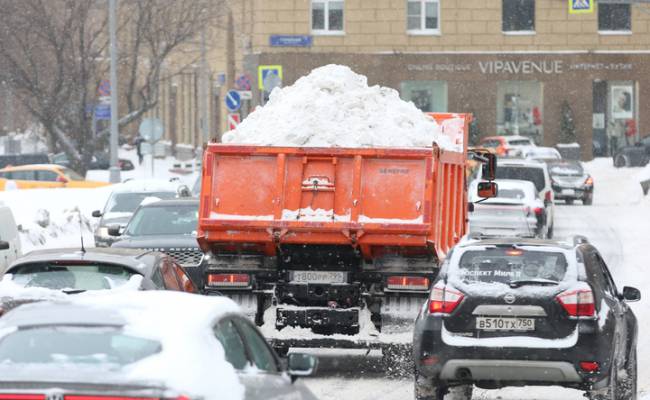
[400,81,448,113]
[496,81,544,144]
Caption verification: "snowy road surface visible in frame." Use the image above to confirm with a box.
[302,160,650,400]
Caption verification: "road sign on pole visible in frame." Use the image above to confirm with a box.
[98,80,111,97]
[228,113,240,131]
[225,90,242,112]
[235,74,252,91]
[258,65,283,91]
[569,0,593,13]
[94,104,111,120]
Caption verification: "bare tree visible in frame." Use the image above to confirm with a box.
[0,0,223,174]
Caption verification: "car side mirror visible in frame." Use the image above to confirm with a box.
[622,286,641,302]
[107,225,122,237]
[477,181,498,199]
[287,353,318,383]
[0,241,9,251]
[92,210,102,218]
[56,175,68,184]
[481,152,497,181]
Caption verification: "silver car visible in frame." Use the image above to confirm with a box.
[469,179,545,238]
[0,291,319,400]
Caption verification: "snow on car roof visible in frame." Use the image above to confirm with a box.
[0,291,245,400]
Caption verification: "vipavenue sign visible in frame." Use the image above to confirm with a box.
[478,60,564,74]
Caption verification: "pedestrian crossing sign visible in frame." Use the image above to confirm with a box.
[569,0,593,14]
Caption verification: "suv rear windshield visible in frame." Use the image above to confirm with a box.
[508,139,532,146]
[10,263,140,291]
[496,166,545,192]
[0,326,160,365]
[455,248,568,285]
[548,162,583,176]
[496,188,526,200]
[106,192,176,214]
[125,204,198,236]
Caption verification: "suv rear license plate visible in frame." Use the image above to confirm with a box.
[476,317,535,331]
[291,271,347,284]
[562,189,576,196]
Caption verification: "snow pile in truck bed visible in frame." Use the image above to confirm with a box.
[222,64,457,150]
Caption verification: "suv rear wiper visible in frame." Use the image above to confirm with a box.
[508,279,558,288]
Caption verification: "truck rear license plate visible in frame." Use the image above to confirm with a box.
[291,270,347,284]
[476,317,535,331]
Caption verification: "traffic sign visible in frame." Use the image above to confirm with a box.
[225,90,242,112]
[139,118,164,143]
[258,65,283,91]
[98,80,111,97]
[238,90,253,100]
[235,74,252,91]
[569,0,593,13]
[95,104,111,120]
[228,113,240,131]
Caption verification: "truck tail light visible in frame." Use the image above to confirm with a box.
[428,282,464,315]
[556,287,595,318]
[386,276,430,291]
[207,273,250,288]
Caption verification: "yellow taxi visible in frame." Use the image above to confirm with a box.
[0,164,110,190]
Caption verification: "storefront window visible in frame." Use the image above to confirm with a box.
[496,81,544,143]
[400,81,448,112]
[606,81,637,154]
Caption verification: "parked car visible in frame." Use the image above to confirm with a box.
[613,135,650,168]
[110,198,204,287]
[0,291,319,400]
[469,179,545,238]
[0,247,198,315]
[476,158,555,238]
[413,236,639,400]
[92,179,182,247]
[51,151,135,171]
[547,160,594,205]
[0,153,50,169]
[0,204,21,274]
[518,146,562,161]
[0,164,109,190]
[479,135,535,157]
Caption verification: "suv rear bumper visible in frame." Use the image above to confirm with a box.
[439,359,580,382]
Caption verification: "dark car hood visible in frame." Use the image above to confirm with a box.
[0,364,167,394]
[111,235,200,249]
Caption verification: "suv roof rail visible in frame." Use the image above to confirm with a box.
[572,235,590,246]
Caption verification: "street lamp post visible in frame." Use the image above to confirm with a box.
[108,0,121,183]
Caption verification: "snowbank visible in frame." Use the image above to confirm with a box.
[223,64,456,150]
[69,291,245,400]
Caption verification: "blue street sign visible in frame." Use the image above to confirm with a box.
[225,90,242,112]
[270,35,313,47]
[95,104,111,120]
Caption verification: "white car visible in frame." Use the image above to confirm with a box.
[469,179,545,238]
[0,204,21,274]
[518,146,562,161]
[0,291,319,400]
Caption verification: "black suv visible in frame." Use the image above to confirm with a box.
[413,236,639,400]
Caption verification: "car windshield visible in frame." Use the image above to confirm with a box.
[10,263,140,291]
[509,139,532,146]
[454,248,568,285]
[61,167,84,181]
[106,192,176,214]
[125,204,198,236]
[0,326,160,366]
[495,166,545,192]
[549,162,584,176]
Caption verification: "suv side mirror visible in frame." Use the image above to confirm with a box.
[477,181,498,198]
[622,286,641,302]
[287,353,318,383]
[0,241,9,251]
[91,210,102,218]
[481,152,497,181]
[107,225,122,237]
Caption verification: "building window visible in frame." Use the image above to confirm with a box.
[312,0,344,34]
[502,0,535,33]
[598,3,631,32]
[496,81,543,143]
[401,81,448,113]
[407,0,440,34]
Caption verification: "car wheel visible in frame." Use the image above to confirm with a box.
[588,362,618,400]
[614,154,630,168]
[583,195,593,206]
[414,374,444,400]
[617,348,637,400]
[565,198,574,205]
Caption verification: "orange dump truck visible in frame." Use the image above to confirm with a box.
[197,113,485,352]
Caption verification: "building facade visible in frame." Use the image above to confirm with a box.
[235,0,650,159]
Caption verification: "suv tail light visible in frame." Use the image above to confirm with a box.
[206,273,250,288]
[429,282,464,315]
[0,395,45,400]
[556,287,596,318]
[544,190,552,202]
[386,276,430,291]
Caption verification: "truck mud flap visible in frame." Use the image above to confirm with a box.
[380,294,427,334]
